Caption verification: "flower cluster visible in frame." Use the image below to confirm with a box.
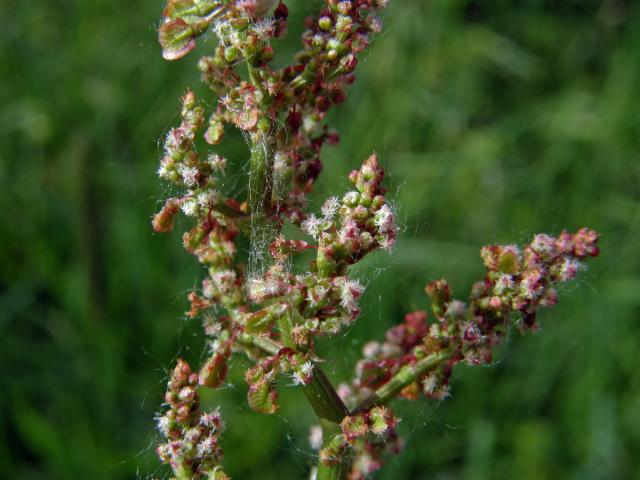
[345,229,601,404]
[244,349,315,413]
[340,310,433,406]
[237,155,397,349]
[156,359,229,480]
[159,0,389,222]
[308,405,402,480]
[271,0,390,218]
[304,153,398,277]
[332,229,600,474]
[340,406,401,479]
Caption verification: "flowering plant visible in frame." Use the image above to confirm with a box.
[151,1,600,479]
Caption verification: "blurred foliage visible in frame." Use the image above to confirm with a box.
[1,0,639,479]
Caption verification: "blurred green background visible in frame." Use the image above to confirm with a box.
[2,0,639,478]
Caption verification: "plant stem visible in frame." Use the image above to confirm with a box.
[248,138,273,216]
[237,333,282,356]
[316,456,351,480]
[213,199,248,218]
[246,62,274,217]
[303,365,349,423]
[352,349,453,414]
[316,421,351,480]
[304,366,351,480]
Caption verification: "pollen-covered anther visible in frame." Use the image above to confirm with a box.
[338,219,360,245]
[338,278,364,316]
[494,273,514,294]
[342,191,360,207]
[200,410,224,430]
[444,300,466,320]
[430,384,451,401]
[207,152,227,172]
[557,257,581,281]
[520,269,544,299]
[251,18,276,40]
[421,374,438,395]
[197,190,219,208]
[156,414,173,436]
[306,284,329,308]
[374,204,396,234]
[531,233,557,257]
[196,435,218,457]
[292,361,314,385]
[321,196,340,219]
[180,198,198,217]
[301,214,323,239]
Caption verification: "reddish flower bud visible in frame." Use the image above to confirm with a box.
[199,353,229,388]
[152,198,181,233]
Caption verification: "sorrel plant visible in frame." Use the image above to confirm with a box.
[151,1,600,479]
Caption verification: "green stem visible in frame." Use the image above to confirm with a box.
[304,365,351,479]
[213,199,248,218]
[238,333,282,356]
[247,62,268,100]
[248,139,273,216]
[172,462,193,480]
[303,365,349,423]
[316,421,351,480]
[352,349,453,414]
[316,458,350,480]
[246,62,274,217]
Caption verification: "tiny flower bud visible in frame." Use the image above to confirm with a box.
[341,414,368,443]
[425,279,451,319]
[369,406,396,436]
[199,353,229,388]
[319,16,333,30]
[152,198,181,233]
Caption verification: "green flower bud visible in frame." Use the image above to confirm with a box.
[224,46,240,63]
[425,279,451,319]
[319,16,333,31]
